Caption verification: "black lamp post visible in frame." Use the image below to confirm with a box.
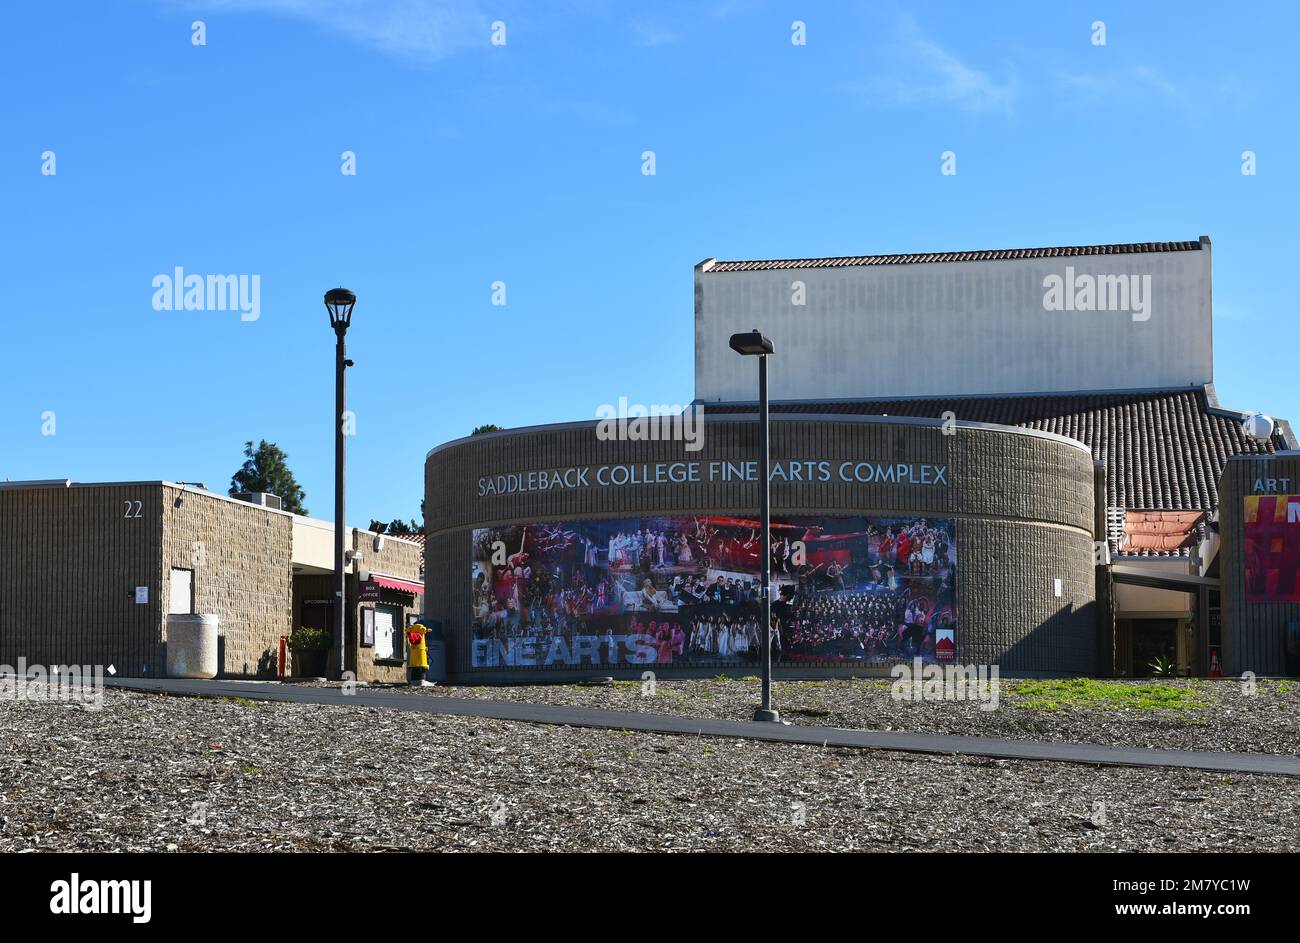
[729,329,780,723]
[325,287,356,681]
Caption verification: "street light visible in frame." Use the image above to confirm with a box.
[729,329,780,724]
[325,287,356,681]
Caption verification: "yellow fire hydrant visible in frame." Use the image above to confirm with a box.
[407,622,432,686]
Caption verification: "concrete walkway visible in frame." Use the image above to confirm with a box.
[106,677,1300,778]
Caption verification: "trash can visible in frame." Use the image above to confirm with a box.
[425,620,447,682]
[166,613,219,679]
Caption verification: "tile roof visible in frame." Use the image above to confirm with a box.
[401,532,425,557]
[712,387,1288,554]
[704,239,1205,272]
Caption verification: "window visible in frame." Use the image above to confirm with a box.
[169,568,193,614]
[373,605,400,660]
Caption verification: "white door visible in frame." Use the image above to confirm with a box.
[373,607,396,660]
[169,568,193,614]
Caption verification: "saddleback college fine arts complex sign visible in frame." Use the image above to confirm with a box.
[477,458,952,496]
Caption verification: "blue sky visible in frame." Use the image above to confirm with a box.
[1,0,1295,525]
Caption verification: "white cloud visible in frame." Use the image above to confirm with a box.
[1061,64,1187,106]
[177,0,491,62]
[846,17,1017,116]
[907,32,1016,113]
[1055,62,1257,122]
[630,18,678,48]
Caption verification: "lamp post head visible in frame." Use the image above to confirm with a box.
[728,329,774,356]
[324,287,357,332]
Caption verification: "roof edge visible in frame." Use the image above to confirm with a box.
[424,411,1094,461]
[705,238,1205,273]
[693,384,1206,407]
[1203,386,1296,450]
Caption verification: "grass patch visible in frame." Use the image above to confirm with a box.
[239,764,265,776]
[223,697,258,707]
[1012,678,1211,712]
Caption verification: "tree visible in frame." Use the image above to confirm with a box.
[370,498,424,536]
[471,424,503,435]
[229,440,308,514]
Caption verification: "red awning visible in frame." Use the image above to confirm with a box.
[371,574,423,595]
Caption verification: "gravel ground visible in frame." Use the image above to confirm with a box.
[334,676,1300,756]
[1,686,1296,852]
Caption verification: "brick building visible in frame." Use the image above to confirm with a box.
[425,238,1298,680]
[0,480,423,680]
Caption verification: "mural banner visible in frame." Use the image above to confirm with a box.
[1244,495,1300,602]
[470,514,957,669]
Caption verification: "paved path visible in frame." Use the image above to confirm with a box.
[107,677,1300,778]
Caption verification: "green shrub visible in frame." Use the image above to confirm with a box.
[288,625,330,653]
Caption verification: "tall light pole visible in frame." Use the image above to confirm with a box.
[729,329,780,724]
[325,287,356,681]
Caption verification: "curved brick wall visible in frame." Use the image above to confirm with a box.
[425,414,1099,679]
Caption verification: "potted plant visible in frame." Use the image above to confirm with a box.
[289,625,330,678]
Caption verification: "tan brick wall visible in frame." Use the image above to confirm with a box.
[350,530,424,683]
[1,483,419,682]
[355,530,422,581]
[161,486,293,678]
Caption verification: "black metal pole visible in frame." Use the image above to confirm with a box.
[333,329,347,680]
[754,353,779,722]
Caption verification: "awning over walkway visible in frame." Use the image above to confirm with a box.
[371,574,424,595]
[1110,563,1219,592]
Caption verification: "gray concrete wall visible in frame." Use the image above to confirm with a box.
[425,415,1099,679]
[695,246,1212,401]
[0,482,166,675]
